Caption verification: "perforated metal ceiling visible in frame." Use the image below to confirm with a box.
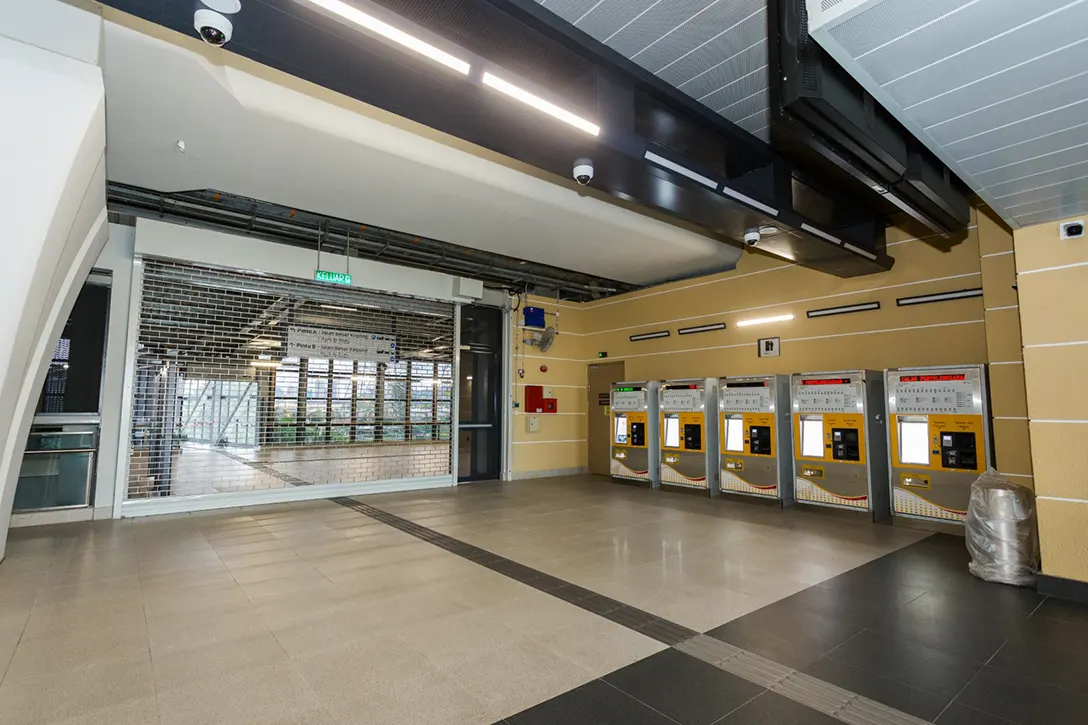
[535,0,771,140]
[808,0,1088,228]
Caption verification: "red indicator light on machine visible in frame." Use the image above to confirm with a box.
[900,374,966,382]
[801,378,850,386]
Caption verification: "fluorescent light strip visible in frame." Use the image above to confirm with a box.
[629,330,671,342]
[481,72,600,135]
[807,302,880,319]
[800,223,842,244]
[319,304,357,312]
[843,242,878,260]
[736,314,794,328]
[897,288,983,306]
[719,185,778,216]
[299,0,470,74]
[678,322,727,335]
[644,151,717,189]
[249,361,282,368]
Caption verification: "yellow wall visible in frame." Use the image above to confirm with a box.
[509,214,1026,479]
[1014,214,1088,583]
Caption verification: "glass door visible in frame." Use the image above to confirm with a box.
[458,305,502,482]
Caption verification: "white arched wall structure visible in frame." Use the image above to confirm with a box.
[0,1,108,561]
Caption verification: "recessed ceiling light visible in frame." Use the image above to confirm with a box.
[758,225,779,235]
[481,72,600,136]
[296,0,471,74]
[319,304,357,312]
[201,0,241,13]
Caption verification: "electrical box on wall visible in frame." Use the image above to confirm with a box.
[523,307,546,329]
[525,416,540,433]
[525,385,557,413]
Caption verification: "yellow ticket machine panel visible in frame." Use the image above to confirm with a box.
[719,375,794,504]
[659,379,718,490]
[611,381,659,485]
[885,366,990,523]
[792,370,889,518]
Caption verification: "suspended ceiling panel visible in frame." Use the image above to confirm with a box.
[535,0,771,140]
[100,16,742,287]
[807,0,1088,228]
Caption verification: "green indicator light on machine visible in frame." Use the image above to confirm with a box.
[314,270,353,285]
[615,386,635,392]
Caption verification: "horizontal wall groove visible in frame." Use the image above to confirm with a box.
[994,416,1029,420]
[1019,260,1088,275]
[511,439,587,445]
[985,305,1019,311]
[1031,419,1088,424]
[982,250,1015,258]
[1037,495,1088,504]
[1024,340,1088,348]
[586,271,983,336]
[989,360,1024,365]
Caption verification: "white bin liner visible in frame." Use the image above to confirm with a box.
[966,468,1039,587]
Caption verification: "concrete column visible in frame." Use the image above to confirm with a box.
[0,1,108,561]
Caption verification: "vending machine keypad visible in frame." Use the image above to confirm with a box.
[831,428,861,461]
[630,423,646,447]
[941,432,977,470]
[749,426,772,455]
[683,424,702,451]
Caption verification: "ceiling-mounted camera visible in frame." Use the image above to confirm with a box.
[573,158,594,186]
[195,1,242,47]
[743,229,761,247]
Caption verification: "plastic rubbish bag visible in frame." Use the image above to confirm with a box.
[966,468,1039,587]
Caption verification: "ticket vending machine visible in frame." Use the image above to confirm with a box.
[791,370,889,519]
[718,375,794,505]
[610,381,660,486]
[885,365,991,524]
[659,379,719,491]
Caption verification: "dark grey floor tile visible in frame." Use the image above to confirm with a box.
[935,703,1018,725]
[803,656,949,722]
[1032,597,1088,627]
[989,614,1088,693]
[604,649,764,725]
[706,606,862,670]
[956,666,1088,725]
[825,630,981,699]
[886,590,1029,662]
[714,691,839,725]
[760,585,901,633]
[505,679,675,725]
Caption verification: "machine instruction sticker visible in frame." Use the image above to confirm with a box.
[661,389,703,412]
[286,326,397,362]
[890,377,979,415]
[720,386,772,413]
[793,383,859,413]
[611,390,646,411]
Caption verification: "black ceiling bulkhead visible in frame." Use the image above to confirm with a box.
[103,0,896,277]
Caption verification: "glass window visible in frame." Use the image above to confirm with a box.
[332,359,354,374]
[354,375,377,398]
[663,414,680,448]
[614,414,628,445]
[356,400,376,423]
[308,358,330,373]
[801,415,825,458]
[384,380,407,401]
[724,415,744,452]
[898,416,930,465]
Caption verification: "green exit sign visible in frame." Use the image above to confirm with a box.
[314,270,352,285]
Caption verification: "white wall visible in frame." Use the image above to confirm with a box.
[0,4,108,560]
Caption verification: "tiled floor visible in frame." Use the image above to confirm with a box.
[2,475,1086,725]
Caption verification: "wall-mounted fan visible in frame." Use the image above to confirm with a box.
[524,325,557,353]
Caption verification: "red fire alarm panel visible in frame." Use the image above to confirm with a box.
[525,385,557,413]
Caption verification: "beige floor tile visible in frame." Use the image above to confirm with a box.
[142,580,251,619]
[292,631,436,699]
[268,602,381,658]
[392,608,523,670]
[479,592,601,638]
[322,672,496,725]
[361,582,472,628]
[156,661,321,725]
[50,696,160,725]
[445,638,596,719]
[152,630,289,691]
[533,616,666,677]
[5,622,150,683]
[147,604,267,653]
[0,654,154,725]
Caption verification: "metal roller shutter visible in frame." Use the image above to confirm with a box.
[126,259,455,502]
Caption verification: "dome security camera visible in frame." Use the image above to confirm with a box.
[743,229,761,246]
[573,158,594,186]
[194,8,233,47]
